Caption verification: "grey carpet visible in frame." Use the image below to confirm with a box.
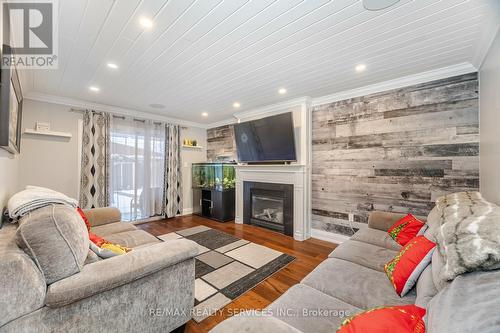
[158,226,296,322]
[185,229,241,249]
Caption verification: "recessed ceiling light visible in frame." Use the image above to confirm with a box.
[233,102,241,108]
[149,103,165,109]
[107,62,118,69]
[278,88,287,95]
[89,86,100,92]
[139,17,153,29]
[201,112,209,117]
[355,64,367,72]
[363,0,400,11]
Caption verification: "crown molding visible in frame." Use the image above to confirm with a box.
[206,63,477,129]
[206,97,311,128]
[310,62,477,107]
[204,117,238,129]
[475,25,500,68]
[27,62,478,131]
[473,3,500,68]
[233,96,311,121]
[24,91,207,128]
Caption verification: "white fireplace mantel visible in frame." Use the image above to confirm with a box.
[234,164,311,241]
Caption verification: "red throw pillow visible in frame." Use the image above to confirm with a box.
[76,207,91,232]
[388,214,427,246]
[337,305,426,333]
[385,235,435,296]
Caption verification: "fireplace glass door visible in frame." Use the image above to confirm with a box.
[252,194,285,225]
[244,182,293,236]
[250,190,287,233]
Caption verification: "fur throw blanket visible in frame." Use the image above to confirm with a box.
[434,192,500,281]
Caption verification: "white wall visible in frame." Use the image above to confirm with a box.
[18,99,207,213]
[18,100,82,198]
[0,151,19,209]
[480,29,500,205]
[180,126,207,214]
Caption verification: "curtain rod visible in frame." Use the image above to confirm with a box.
[70,108,188,129]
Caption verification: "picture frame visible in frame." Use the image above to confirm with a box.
[0,44,23,154]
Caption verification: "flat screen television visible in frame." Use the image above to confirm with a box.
[234,112,296,163]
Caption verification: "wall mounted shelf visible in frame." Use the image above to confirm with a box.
[182,145,203,149]
[23,129,72,139]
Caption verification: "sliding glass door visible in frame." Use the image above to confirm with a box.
[109,117,165,221]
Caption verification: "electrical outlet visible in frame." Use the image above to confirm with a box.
[348,213,354,222]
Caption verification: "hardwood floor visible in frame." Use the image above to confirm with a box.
[137,214,337,333]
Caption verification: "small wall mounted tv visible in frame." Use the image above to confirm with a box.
[234,112,296,163]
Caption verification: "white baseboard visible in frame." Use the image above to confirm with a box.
[311,228,350,244]
[133,208,194,221]
[132,215,165,225]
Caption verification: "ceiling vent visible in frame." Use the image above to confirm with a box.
[149,103,166,109]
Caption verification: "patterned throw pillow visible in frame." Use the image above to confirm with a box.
[388,214,427,246]
[89,241,130,259]
[76,207,131,259]
[337,305,426,333]
[385,235,436,296]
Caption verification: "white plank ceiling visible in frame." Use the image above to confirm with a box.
[28,0,500,125]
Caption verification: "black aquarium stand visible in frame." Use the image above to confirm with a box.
[191,162,236,222]
[192,188,235,222]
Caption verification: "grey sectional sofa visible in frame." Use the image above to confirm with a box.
[211,211,500,333]
[0,206,198,333]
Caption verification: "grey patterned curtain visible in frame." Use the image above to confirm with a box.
[163,124,182,218]
[79,110,110,209]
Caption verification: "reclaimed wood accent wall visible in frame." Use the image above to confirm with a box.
[207,124,237,161]
[312,73,479,237]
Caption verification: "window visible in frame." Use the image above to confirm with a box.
[109,117,165,221]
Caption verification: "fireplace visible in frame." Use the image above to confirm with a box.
[243,181,293,236]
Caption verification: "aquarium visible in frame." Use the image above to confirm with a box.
[192,163,236,191]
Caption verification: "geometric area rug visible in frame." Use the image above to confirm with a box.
[158,226,295,322]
